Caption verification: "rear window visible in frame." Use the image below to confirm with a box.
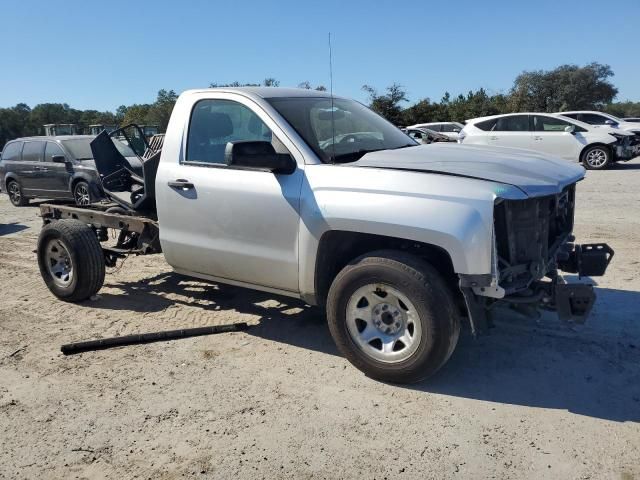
[494,115,530,132]
[1,142,22,161]
[474,119,498,131]
[21,141,45,162]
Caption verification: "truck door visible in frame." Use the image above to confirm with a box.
[156,96,304,293]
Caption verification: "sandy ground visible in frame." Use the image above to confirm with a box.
[1,161,639,480]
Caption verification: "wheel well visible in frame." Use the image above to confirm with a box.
[314,231,461,308]
[5,175,17,189]
[580,143,612,162]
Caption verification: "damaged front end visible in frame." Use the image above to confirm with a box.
[459,184,614,335]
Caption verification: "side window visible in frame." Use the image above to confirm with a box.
[441,123,459,132]
[580,114,609,125]
[428,124,441,132]
[21,141,45,162]
[1,142,22,161]
[186,99,273,164]
[475,119,498,131]
[408,130,423,140]
[494,115,530,132]
[44,142,66,162]
[534,115,571,132]
[562,113,579,120]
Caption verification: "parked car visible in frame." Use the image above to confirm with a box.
[35,87,612,383]
[0,135,138,207]
[558,111,640,154]
[459,113,635,169]
[406,122,464,141]
[402,127,452,144]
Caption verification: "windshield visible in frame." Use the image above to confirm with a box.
[62,137,137,160]
[266,97,416,163]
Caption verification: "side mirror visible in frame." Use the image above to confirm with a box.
[51,155,68,163]
[453,128,461,133]
[224,141,296,174]
[564,125,576,134]
[604,119,615,126]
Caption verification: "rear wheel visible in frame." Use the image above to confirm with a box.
[326,250,460,384]
[582,145,611,170]
[7,180,29,206]
[74,181,91,206]
[37,219,105,302]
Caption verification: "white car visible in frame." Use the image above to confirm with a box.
[558,111,640,135]
[459,112,635,169]
[406,122,464,141]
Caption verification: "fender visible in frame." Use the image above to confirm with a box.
[297,164,527,299]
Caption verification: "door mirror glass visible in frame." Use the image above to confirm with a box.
[604,119,615,126]
[51,155,67,163]
[225,141,295,174]
[564,125,576,134]
[452,128,461,133]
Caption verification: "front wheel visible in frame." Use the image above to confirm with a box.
[74,181,92,206]
[7,180,29,206]
[582,145,611,170]
[37,219,105,302]
[326,250,460,384]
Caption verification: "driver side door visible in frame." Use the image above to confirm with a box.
[156,95,304,293]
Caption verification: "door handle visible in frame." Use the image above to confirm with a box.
[534,136,543,141]
[489,136,499,140]
[167,179,194,190]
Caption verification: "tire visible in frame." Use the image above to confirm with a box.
[73,181,92,206]
[326,250,460,384]
[582,145,611,170]
[6,180,29,207]
[37,219,105,302]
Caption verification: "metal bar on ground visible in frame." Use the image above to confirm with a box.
[61,323,249,355]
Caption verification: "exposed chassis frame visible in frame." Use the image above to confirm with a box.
[39,204,162,261]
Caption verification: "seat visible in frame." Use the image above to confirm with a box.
[188,108,233,163]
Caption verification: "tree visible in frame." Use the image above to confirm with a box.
[362,83,408,125]
[510,62,618,112]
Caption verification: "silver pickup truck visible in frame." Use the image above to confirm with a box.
[35,87,613,383]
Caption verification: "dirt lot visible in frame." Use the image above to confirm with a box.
[1,161,639,480]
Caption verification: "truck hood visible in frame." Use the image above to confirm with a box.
[352,144,585,197]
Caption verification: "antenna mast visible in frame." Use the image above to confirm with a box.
[329,32,336,163]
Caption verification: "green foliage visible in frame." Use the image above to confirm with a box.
[364,62,624,126]
[0,64,637,148]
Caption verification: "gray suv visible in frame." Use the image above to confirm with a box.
[0,136,103,207]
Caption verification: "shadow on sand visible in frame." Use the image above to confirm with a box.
[89,272,640,422]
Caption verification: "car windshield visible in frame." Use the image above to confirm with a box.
[62,137,137,160]
[266,97,417,163]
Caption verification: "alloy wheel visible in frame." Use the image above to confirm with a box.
[586,148,608,168]
[75,183,91,206]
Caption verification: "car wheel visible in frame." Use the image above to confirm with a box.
[326,250,460,384]
[37,219,105,302]
[582,145,611,170]
[6,180,29,207]
[74,181,91,206]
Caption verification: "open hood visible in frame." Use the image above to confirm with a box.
[352,144,585,197]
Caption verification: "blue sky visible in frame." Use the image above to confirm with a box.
[2,0,639,111]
